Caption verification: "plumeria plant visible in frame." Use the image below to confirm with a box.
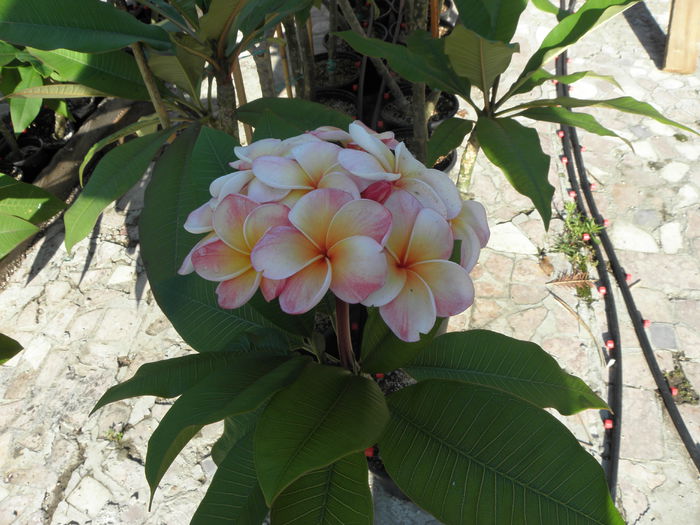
[93,121,622,524]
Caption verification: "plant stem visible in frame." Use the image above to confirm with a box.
[214,67,239,140]
[130,42,171,129]
[457,133,479,196]
[282,17,306,98]
[252,31,276,98]
[295,14,315,99]
[277,25,295,98]
[337,0,410,110]
[232,58,253,143]
[412,83,427,162]
[430,0,440,37]
[335,298,356,372]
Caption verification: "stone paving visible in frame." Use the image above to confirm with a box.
[1,1,700,523]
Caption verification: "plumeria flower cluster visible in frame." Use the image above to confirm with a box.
[180,121,489,342]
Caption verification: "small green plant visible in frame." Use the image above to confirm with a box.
[553,201,602,301]
[104,425,125,444]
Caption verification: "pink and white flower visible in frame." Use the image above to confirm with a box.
[363,190,475,342]
[251,188,391,314]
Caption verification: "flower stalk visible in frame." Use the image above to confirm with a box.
[335,298,357,372]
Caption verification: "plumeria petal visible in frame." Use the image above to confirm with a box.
[184,201,214,234]
[246,177,291,203]
[178,233,217,275]
[279,189,306,208]
[396,177,448,217]
[260,277,287,301]
[292,141,342,184]
[318,171,361,199]
[216,269,262,309]
[327,236,387,303]
[279,258,332,314]
[361,180,393,203]
[410,260,474,317]
[404,207,453,266]
[454,200,490,248]
[288,188,353,249]
[326,199,392,247]
[352,121,399,149]
[455,223,482,271]
[348,121,394,171]
[252,156,313,190]
[308,126,352,143]
[234,138,282,164]
[417,168,463,220]
[338,149,400,182]
[191,239,252,281]
[243,203,291,249]
[212,194,259,252]
[383,190,424,262]
[362,252,406,307]
[379,270,436,342]
[210,170,253,198]
[250,226,321,279]
[394,142,426,177]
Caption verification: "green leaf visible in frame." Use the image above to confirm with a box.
[148,51,203,100]
[237,98,353,140]
[139,125,302,353]
[211,411,262,466]
[146,355,307,501]
[270,452,372,525]
[508,68,621,98]
[0,333,23,365]
[519,0,639,79]
[531,0,564,16]
[0,174,66,224]
[515,106,632,148]
[381,380,624,525]
[505,95,698,135]
[337,30,469,98]
[192,428,269,525]
[44,99,71,119]
[444,25,518,94]
[255,362,389,505]
[426,117,473,166]
[453,0,528,42]
[0,67,20,96]
[199,0,243,40]
[230,0,314,53]
[27,48,151,100]
[91,350,264,414]
[78,115,160,186]
[0,0,171,53]
[64,128,171,253]
[0,41,19,67]
[0,212,39,258]
[10,66,42,133]
[360,307,444,374]
[405,330,607,415]
[4,83,109,99]
[475,116,554,227]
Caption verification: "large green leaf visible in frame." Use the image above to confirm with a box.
[444,25,518,94]
[381,380,624,525]
[475,116,554,227]
[426,117,473,166]
[507,68,621,98]
[337,30,470,98]
[10,66,42,133]
[27,48,151,100]
[237,98,353,140]
[453,0,528,42]
[146,354,307,500]
[4,83,109,99]
[360,307,443,374]
[199,0,243,40]
[0,333,23,365]
[64,128,171,253]
[0,173,66,224]
[211,410,262,466]
[270,452,372,525]
[91,350,266,414]
[405,330,607,415]
[255,362,389,505]
[515,106,632,147]
[0,41,18,67]
[0,0,171,53]
[148,51,203,100]
[519,0,639,79]
[505,95,698,135]
[139,125,304,352]
[0,212,38,258]
[191,428,269,525]
[531,0,564,16]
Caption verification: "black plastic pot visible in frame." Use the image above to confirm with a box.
[312,88,359,119]
[313,52,362,92]
[433,148,458,172]
[379,90,459,130]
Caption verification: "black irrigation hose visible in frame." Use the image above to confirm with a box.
[556,49,623,499]
[556,0,700,482]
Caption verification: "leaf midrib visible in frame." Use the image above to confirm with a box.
[390,405,608,525]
